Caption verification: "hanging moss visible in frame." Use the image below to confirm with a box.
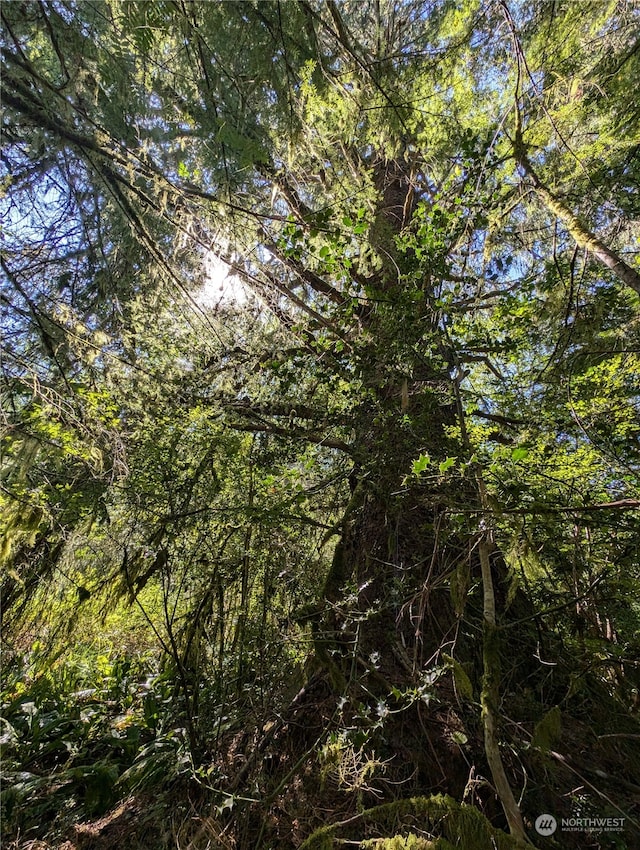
[443,653,474,701]
[299,795,531,849]
[532,706,562,752]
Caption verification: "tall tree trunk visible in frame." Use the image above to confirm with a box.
[309,153,531,836]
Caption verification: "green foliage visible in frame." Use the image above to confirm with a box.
[1,1,639,847]
[0,640,179,840]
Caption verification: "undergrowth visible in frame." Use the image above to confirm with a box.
[0,638,191,845]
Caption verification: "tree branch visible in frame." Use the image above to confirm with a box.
[514,137,640,295]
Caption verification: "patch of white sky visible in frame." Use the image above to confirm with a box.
[197,225,280,313]
[197,249,252,309]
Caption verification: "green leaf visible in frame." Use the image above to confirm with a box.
[411,453,431,475]
[439,456,457,474]
[511,447,529,462]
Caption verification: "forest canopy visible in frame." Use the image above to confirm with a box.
[1,2,640,848]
